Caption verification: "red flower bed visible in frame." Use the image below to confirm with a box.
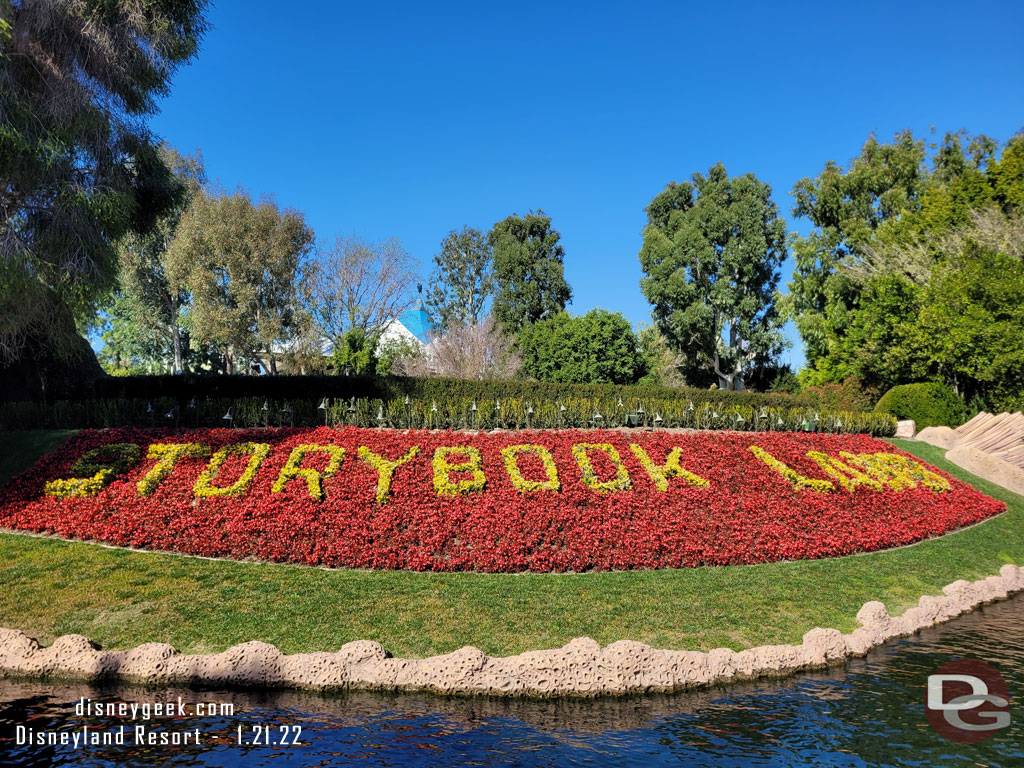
[0,427,1005,572]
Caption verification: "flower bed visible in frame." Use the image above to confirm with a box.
[0,427,1005,572]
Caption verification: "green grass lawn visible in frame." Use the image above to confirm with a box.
[0,432,1020,658]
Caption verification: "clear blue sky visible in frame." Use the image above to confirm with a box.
[149,0,1024,371]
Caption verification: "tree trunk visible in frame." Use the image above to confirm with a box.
[171,325,183,374]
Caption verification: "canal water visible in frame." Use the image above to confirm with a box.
[1,594,1021,767]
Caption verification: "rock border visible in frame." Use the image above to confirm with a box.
[1,564,1022,698]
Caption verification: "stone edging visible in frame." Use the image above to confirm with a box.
[2,564,1022,697]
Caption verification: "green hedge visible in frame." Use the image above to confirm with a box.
[0,392,897,436]
[82,373,812,409]
[873,382,966,430]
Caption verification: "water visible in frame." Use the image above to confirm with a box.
[1,594,1022,767]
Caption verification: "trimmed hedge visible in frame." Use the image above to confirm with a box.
[873,382,966,430]
[86,373,812,409]
[0,392,897,436]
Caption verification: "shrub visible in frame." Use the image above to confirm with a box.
[873,382,966,429]
[802,377,879,413]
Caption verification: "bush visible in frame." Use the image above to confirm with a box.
[873,382,966,429]
[0,378,896,437]
[802,377,879,413]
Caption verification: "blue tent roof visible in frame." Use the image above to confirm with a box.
[398,302,434,344]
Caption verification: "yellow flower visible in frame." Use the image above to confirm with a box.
[358,445,420,503]
[432,446,486,496]
[272,444,346,500]
[749,446,834,492]
[194,442,271,498]
[628,444,707,491]
[571,443,631,493]
[137,443,211,497]
[500,444,560,493]
[45,470,113,499]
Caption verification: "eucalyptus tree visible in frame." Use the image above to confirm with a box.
[639,163,788,391]
[425,226,493,328]
[489,211,572,334]
[169,191,314,374]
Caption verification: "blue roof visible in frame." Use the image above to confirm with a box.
[398,302,435,344]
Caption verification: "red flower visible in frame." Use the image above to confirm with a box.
[0,427,1005,573]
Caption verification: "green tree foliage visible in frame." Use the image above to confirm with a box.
[915,215,1024,408]
[0,0,207,369]
[115,146,206,373]
[425,227,493,328]
[518,310,644,385]
[169,191,314,374]
[790,131,1024,410]
[331,328,378,376]
[489,212,572,333]
[636,325,686,388]
[788,131,929,362]
[97,296,175,376]
[639,163,788,391]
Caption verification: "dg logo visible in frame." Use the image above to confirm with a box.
[926,659,1012,743]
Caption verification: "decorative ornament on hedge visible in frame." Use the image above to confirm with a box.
[572,443,631,493]
[500,444,561,493]
[194,442,272,498]
[273,444,346,500]
[432,446,487,496]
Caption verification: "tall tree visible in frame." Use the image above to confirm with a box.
[117,145,206,373]
[639,163,788,391]
[518,310,645,385]
[789,130,1023,397]
[425,226,493,328]
[303,235,417,342]
[0,0,207,395]
[169,191,314,374]
[489,211,572,333]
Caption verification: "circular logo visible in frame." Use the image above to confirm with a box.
[925,658,1011,743]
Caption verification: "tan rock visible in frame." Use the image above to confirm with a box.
[946,445,1024,496]
[915,426,958,450]
[895,419,916,438]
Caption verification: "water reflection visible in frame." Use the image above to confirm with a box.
[1,594,1021,766]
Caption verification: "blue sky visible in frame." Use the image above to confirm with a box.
[149,0,1024,370]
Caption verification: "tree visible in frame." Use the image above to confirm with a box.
[0,0,207,394]
[394,316,521,380]
[331,328,378,376]
[787,130,994,366]
[636,325,687,388]
[518,310,645,385]
[97,296,175,375]
[489,211,572,333]
[916,209,1024,409]
[425,227,493,328]
[116,145,206,373]
[789,131,1024,408]
[303,235,417,341]
[638,163,788,391]
[169,191,314,374]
